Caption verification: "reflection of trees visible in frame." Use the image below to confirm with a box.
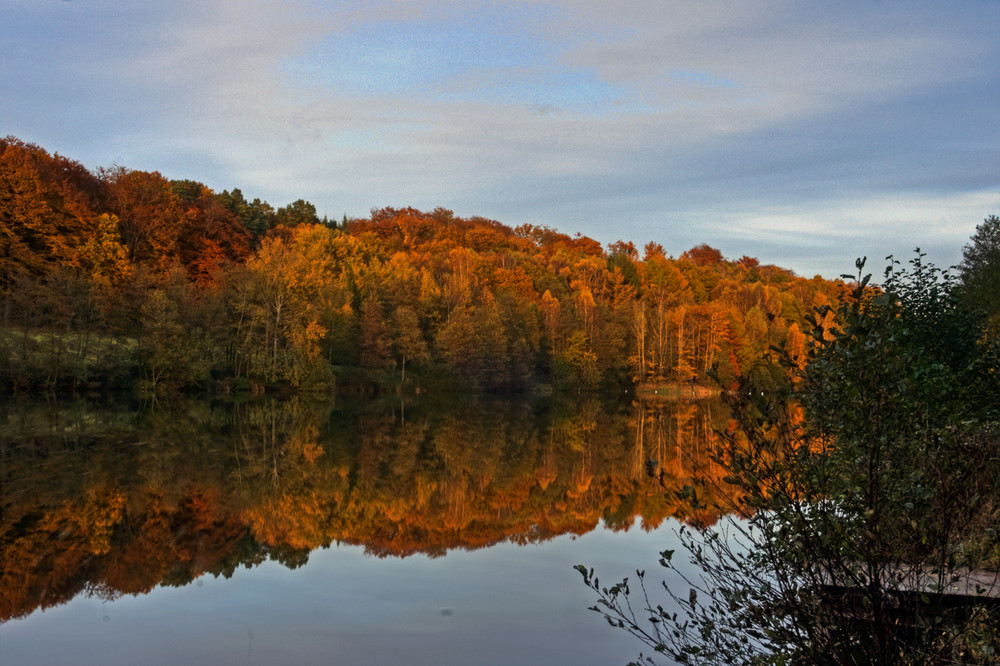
[1,394,734,621]
[0,398,306,620]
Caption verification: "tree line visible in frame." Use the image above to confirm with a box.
[2,136,842,394]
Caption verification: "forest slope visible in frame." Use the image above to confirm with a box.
[0,137,843,393]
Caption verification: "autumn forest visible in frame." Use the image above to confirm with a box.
[1,136,844,395]
[6,130,1000,665]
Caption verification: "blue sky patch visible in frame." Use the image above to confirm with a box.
[282,13,639,114]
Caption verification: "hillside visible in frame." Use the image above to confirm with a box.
[0,137,844,393]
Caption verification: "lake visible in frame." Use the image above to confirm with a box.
[0,394,731,665]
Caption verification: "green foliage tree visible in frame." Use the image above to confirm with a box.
[435,303,509,390]
[138,289,202,392]
[274,199,320,228]
[216,188,276,240]
[959,215,1000,323]
[554,330,602,388]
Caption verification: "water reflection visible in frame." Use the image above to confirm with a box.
[0,394,732,626]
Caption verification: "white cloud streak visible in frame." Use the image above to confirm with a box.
[2,0,998,277]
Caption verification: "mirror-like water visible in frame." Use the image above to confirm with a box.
[0,395,731,665]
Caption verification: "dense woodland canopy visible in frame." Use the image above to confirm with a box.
[1,136,844,394]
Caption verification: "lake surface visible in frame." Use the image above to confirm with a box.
[0,394,731,665]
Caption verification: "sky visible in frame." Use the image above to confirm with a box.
[3,0,998,278]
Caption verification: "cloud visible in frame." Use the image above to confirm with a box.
[2,1,998,279]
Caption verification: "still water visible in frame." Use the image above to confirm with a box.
[0,394,730,665]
